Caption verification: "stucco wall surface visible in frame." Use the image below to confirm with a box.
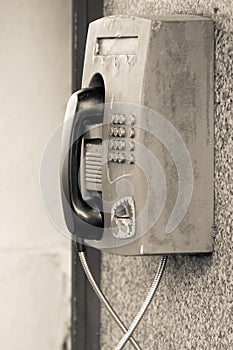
[101,1,232,349]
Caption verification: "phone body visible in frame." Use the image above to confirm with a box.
[61,15,214,255]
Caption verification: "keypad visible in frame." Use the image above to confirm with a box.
[108,113,136,164]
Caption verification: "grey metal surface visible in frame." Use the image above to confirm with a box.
[81,15,214,255]
[100,1,233,349]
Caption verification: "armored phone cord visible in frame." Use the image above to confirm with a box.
[115,255,167,350]
[77,244,141,350]
[77,243,167,349]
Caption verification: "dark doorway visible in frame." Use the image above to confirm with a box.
[71,1,103,349]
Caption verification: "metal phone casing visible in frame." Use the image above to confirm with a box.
[81,15,214,255]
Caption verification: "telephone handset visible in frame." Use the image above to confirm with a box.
[61,86,104,241]
[61,84,141,248]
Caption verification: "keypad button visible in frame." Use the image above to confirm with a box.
[109,127,114,136]
[119,115,126,124]
[108,153,113,161]
[130,114,136,125]
[128,127,135,138]
[109,140,114,149]
[118,140,126,150]
[111,114,118,124]
[113,140,118,150]
[118,127,126,137]
[112,153,118,162]
[128,141,135,151]
[129,154,135,164]
[117,153,125,163]
[113,127,118,137]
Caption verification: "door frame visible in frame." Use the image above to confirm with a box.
[71,1,103,349]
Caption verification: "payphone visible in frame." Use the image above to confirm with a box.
[54,14,215,349]
[61,15,214,255]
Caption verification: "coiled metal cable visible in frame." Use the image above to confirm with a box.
[115,255,167,350]
[78,251,141,350]
[78,249,167,350]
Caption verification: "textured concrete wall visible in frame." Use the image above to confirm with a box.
[0,1,71,349]
[101,1,232,349]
